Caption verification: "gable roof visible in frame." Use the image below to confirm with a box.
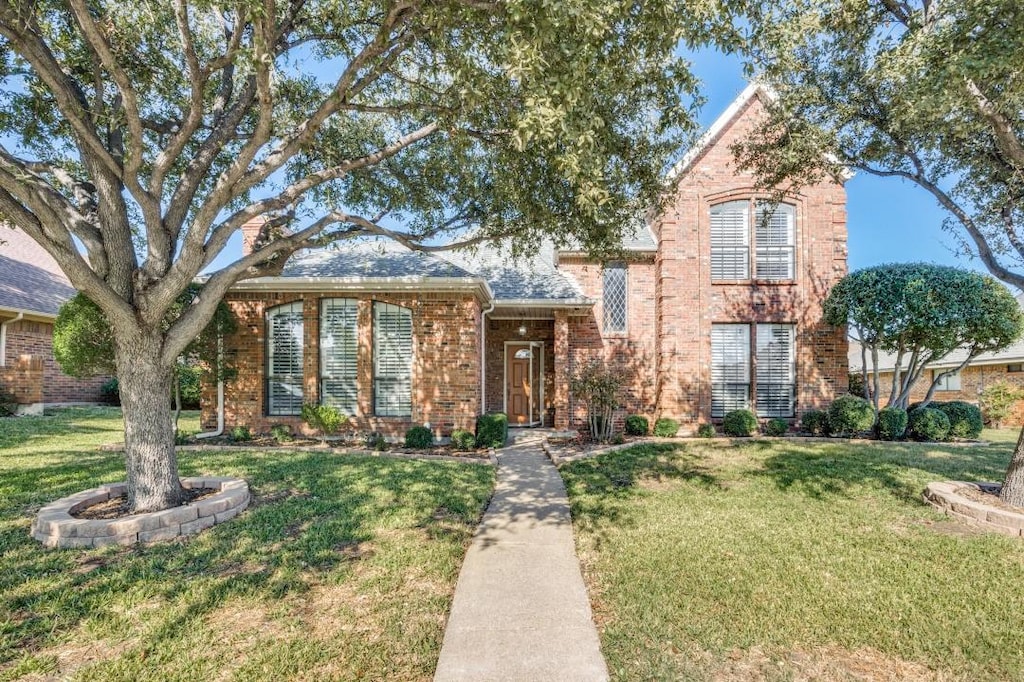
[0,225,76,318]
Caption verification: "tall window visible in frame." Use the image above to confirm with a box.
[603,262,628,333]
[266,301,304,416]
[320,299,358,414]
[711,324,751,417]
[755,202,795,280]
[755,323,795,417]
[711,323,796,418]
[373,302,413,417]
[710,201,750,280]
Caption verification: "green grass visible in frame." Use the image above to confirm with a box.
[0,407,494,681]
[562,434,1024,681]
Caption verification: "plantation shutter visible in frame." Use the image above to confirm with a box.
[320,299,359,414]
[603,262,628,333]
[373,302,413,417]
[756,323,795,417]
[710,201,750,280]
[755,203,795,280]
[711,324,751,417]
[267,302,304,416]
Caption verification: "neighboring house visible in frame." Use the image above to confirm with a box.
[0,225,109,412]
[202,84,849,437]
[848,298,1024,422]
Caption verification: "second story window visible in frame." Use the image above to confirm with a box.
[711,201,750,281]
[755,202,795,280]
[603,262,627,333]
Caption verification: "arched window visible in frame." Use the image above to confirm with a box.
[320,299,358,414]
[373,302,412,417]
[266,301,304,416]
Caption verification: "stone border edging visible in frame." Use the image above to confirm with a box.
[923,481,1024,537]
[31,477,250,548]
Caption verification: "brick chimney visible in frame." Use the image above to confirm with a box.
[240,216,268,256]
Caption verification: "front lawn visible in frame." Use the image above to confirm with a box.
[562,435,1024,681]
[0,407,494,681]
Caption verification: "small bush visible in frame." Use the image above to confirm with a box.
[653,417,680,437]
[365,432,387,451]
[451,429,476,450]
[476,412,508,449]
[301,403,347,443]
[980,381,1024,428]
[801,409,829,436]
[610,432,626,445]
[936,401,983,439]
[764,418,788,436]
[230,425,251,442]
[696,423,716,438]
[907,407,951,442]
[624,415,649,436]
[405,425,434,449]
[876,407,908,441]
[270,423,293,444]
[722,409,758,437]
[101,378,120,405]
[827,394,874,436]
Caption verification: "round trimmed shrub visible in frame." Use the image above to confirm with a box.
[624,415,649,436]
[876,407,908,441]
[906,407,951,442]
[800,409,829,436]
[451,429,476,450]
[935,401,983,439]
[827,394,874,437]
[696,423,716,438]
[653,417,680,437]
[404,426,434,449]
[722,409,758,437]
[764,418,788,436]
[475,412,508,449]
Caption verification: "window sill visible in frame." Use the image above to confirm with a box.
[603,330,629,339]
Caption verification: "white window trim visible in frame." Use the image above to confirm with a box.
[266,301,304,416]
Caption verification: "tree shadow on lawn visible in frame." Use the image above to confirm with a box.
[0,448,492,668]
[561,444,721,546]
[754,440,1012,504]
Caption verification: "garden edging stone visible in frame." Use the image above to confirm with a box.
[923,481,1024,537]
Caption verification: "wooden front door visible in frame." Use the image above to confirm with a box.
[508,346,531,424]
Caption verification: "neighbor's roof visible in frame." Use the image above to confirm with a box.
[0,225,76,318]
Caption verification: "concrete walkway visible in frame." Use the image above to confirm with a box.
[434,436,609,682]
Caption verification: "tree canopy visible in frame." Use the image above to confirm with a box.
[736,0,1024,289]
[824,263,1024,410]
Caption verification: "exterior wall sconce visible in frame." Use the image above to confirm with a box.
[517,324,527,337]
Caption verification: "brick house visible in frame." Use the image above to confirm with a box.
[0,225,110,413]
[203,84,849,437]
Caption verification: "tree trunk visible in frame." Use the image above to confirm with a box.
[1000,426,1024,508]
[115,334,184,513]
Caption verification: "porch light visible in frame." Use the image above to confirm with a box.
[517,324,527,337]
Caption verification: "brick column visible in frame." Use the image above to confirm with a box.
[554,310,570,429]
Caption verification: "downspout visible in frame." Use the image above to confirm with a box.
[0,312,25,367]
[195,334,225,439]
[480,299,495,415]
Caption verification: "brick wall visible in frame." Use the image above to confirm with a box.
[2,319,109,403]
[877,364,1024,425]
[651,91,848,430]
[203,290,481,438]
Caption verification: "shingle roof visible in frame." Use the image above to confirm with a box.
[442,240,588,302]
[282,240,475,279]
[0,225,76,317]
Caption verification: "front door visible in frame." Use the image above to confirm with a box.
[507,346,531,424]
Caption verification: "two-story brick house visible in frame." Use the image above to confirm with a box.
[202,84,849,438]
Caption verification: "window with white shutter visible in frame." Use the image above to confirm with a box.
[756,323,795,417]
[266,301,304,416]
[755,203,795,280]
[320,299,358,414]
[373,302,413,417]
[711,201,750,281]
[603,262,627,333]
[711,324,751,417]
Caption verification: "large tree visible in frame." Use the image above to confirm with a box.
[0,1,729,511]
[735,0,1024,503]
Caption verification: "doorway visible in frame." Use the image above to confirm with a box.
[505,342,545,426]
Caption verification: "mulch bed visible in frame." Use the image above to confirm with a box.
[176,436,491,460]
[72,487,219,520]
[545,436,645,457]
[957,484,1024,514]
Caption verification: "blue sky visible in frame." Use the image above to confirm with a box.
[684,48,973,274]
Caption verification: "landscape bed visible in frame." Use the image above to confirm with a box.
[0,407,495,681]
